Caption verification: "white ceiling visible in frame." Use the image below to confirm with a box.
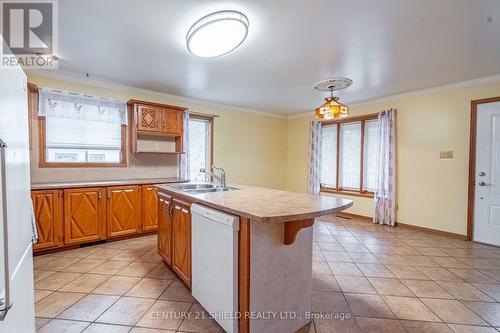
[44,0,500,115]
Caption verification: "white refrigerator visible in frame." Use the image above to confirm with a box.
[0,38,36,333]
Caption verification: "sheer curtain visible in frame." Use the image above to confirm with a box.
[374,109,397,226]
[39,88,127,124]
[180,110,190,180]
[307,120,322,194]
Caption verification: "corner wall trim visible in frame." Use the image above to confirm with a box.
[334,213,467,241]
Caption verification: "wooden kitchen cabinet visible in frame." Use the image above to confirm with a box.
[128,100,186,154]
[158,192,173,265]
[171,198,192,286]
[137,104,162,133]
[162,108,183,135]
[31,190,63,250]
[130,100,185,136]
[106,185,142,238]
[63,187,106,245]
[142,185,158,231]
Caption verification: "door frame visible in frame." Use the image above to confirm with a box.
[467,96,500,241]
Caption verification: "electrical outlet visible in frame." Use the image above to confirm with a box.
[154,164,160,170]
[130,163,136,170]
[440,151,454,159]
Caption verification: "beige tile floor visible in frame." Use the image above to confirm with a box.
[34,215,500,333]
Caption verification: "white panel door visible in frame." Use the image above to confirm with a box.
[474,101,500,246]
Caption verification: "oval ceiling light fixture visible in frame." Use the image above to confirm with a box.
[186,10,249,57]
[313,77,353,120]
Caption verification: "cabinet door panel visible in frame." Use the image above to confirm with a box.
[137,105,161,132]
[158,193,172,265]
[171,198,191,286]
[142,185,158,231]
[64,188,105,245]
[32,190,63,250]
[162,109,183,135]
[107,185,141,238]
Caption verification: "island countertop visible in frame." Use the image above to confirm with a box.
[155,183,353,223]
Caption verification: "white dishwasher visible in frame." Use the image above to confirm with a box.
[191,204,239,333]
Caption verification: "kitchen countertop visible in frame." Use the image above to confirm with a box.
[31,177,189,190]
[156,183,353,223]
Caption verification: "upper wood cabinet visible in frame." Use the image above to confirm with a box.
[171,198,192,287]
[137,105,162,133]
[106,185,142,238]
[128,100,186,154]
[63,187,106,245]
[162,108,183,135]
[158,192,173,265]
[31,190,63,250]
[142,185,158,232]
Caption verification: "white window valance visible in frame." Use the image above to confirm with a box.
[38,87,127,125]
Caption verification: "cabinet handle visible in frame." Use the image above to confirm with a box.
[107,192,111,199]
[98,191,102,200]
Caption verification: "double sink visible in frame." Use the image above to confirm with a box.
[169,183,240,194]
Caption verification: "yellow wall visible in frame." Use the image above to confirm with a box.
[287,80,500,236]
[30,73,500,236]
[28,74,288,190]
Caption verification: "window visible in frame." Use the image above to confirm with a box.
[38,88,127,167]
[320,114,379,197]
[188,114,213,182]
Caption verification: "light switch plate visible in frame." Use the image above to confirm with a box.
[440,151,454,159]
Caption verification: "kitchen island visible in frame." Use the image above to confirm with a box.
[155,183,352,333]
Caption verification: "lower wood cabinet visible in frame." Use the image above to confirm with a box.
[32,183,163,253]
[158,192,172,265]
[31,190,63,250]
[171,198,192,287]
[106,185,142,238]
[142,185,159,231]
[63,187,106,245]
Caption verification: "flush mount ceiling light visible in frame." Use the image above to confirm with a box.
[313,77,353,120]
[186,10,249,57]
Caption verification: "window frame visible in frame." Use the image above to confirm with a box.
[188,113,214,181]
[320,113,379,198]
[35,87,128,168]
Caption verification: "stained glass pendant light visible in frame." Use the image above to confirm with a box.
[313,78,353,120]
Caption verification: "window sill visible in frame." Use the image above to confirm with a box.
[320,188,374,198]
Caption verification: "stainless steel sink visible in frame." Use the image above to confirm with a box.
[188,187,239,194]
[170,183,239,194]
[174,183,217,190]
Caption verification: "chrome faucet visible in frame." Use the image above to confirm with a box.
[200,165,226,188]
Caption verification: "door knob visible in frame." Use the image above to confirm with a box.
[478,181,490,186]
[479,172,486,177]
